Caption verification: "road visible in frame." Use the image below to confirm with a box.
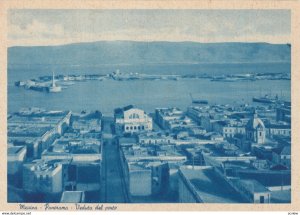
[101,117,130,203]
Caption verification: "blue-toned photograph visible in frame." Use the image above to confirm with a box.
[7,9,291,204]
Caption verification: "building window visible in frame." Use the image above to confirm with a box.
[134,126,137,130]
[260,196,265,203]
[129,113,140,119]
[138,126,141,130]
[142,126,145,130]
[130,126,133,130]
[126,126,129,130]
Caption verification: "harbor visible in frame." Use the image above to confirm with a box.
[14,70,291,94]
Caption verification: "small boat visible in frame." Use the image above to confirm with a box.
[190,93,208,104]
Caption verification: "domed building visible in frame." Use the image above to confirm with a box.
[246,110,266,144]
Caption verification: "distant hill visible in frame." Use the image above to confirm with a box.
[8,41,291,66]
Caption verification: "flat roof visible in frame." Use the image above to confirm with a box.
[8,124,53,137]
[119,137,137,144]
[49,139,101,154]
[128,162,153,171]
[8,115,65,125]
[8,146,25,155]
[180,166,246,203]
[237,179,270,193]
[26,160,61,173]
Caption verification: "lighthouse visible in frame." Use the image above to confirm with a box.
[48,71,62,93]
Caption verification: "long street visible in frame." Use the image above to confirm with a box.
[101,117,130,203]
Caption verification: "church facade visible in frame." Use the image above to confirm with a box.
[246,110,266,144]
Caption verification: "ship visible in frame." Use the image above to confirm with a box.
[48,71,62,93]
[190,93,208,104]
[252,94,279,104]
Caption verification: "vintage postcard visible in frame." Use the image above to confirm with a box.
[0,0,299,212]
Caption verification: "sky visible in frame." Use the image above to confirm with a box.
[8,9,291,47]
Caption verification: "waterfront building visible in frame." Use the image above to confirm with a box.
[155,107,184,130]
[276,102,291,123]
[8,110,71,159]
[186,106,208,124]
[114,105,153,135]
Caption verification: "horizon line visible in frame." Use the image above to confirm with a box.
[8,40,291,48]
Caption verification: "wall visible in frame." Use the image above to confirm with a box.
[177,170,201,203]
[51,165,63,193]
[129,170,152,196]
[253,192,270,203]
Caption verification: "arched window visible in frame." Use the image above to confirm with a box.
[129,113,140,119]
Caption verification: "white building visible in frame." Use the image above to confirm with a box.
[266,123,291,138]
[23,160,63,194]
[114,105,153,135]
[7,146,27,175]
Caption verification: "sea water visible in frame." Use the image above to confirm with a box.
[8,62,291,115]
